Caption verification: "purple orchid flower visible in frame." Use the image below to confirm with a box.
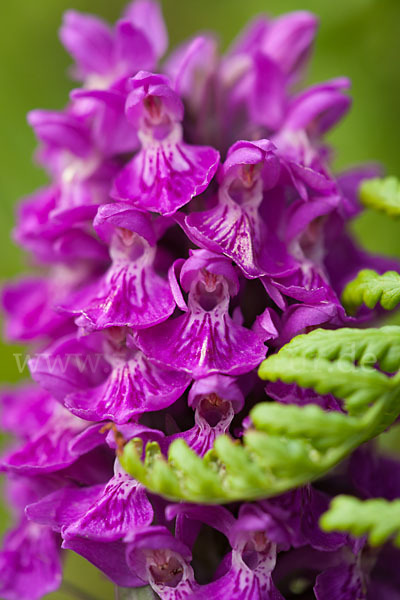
[168,374,244,455]
[62,203,176,332]
[167,504,284,600]
[185,139,297,279]
[126,525,199,598]
[112,72,220,215]
[135,250,267,377]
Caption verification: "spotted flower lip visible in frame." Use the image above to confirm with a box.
[2,1,400,599]
[26,459,153,542]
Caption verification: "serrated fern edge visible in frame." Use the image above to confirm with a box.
[342,269,400,312]
[320,496,400,547]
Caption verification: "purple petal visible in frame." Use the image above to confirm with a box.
[135,310,266,377]
[126,71,183,124]
[71,89,139,156]
[167,504,235,539]
[314,561,368,600]
[278,301,345,344]
[0,384,54,439]
[115,20,155,74]
[283,78,351,135]
[13,184,110,264]
[262,11,318,79]
[59,9,114,78]
[337,164,383,221]
[112,139,220,216]
[1,276,72,342]
[29,334,109,401]
[228,16,270,56]
[166,35,218,100]
[65,473,153,541]
[259,486,346,552]
[250,53,286,130]
[349,445,400,501]
[0,518,61,600]
[186,199,265,278]
[27,467,153,541]
[267,381,342,412]
[0,405,90,474]
[124,0,168,60]
[188,374,244,412]
[269,267,338,305]
[169,396,234,456]
[126,526,198,598]
[367,545,400,600]
[75,261,175,331]
[93,202,157,246]
[253,307,280,342]
[125,525,192,557]
[324,232,400,297]
[65,353,190,424]
[179,250,240,295]
[27,110,92,157]
[196,546,283,600]
[285,195,340,243]
[26,484,104,529]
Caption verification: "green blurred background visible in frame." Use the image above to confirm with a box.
[0,0,399,598]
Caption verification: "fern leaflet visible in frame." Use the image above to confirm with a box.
[320,496,400,547]
[360,176,400,217]
[342,269,400,312]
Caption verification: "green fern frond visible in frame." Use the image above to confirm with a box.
[342,269,400,312]
[259,355,391,415]
[119,395,397,503]
[261,326,400,373]
[120,327,400,503]
[360,176,400,217]
[320,496,400,546]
